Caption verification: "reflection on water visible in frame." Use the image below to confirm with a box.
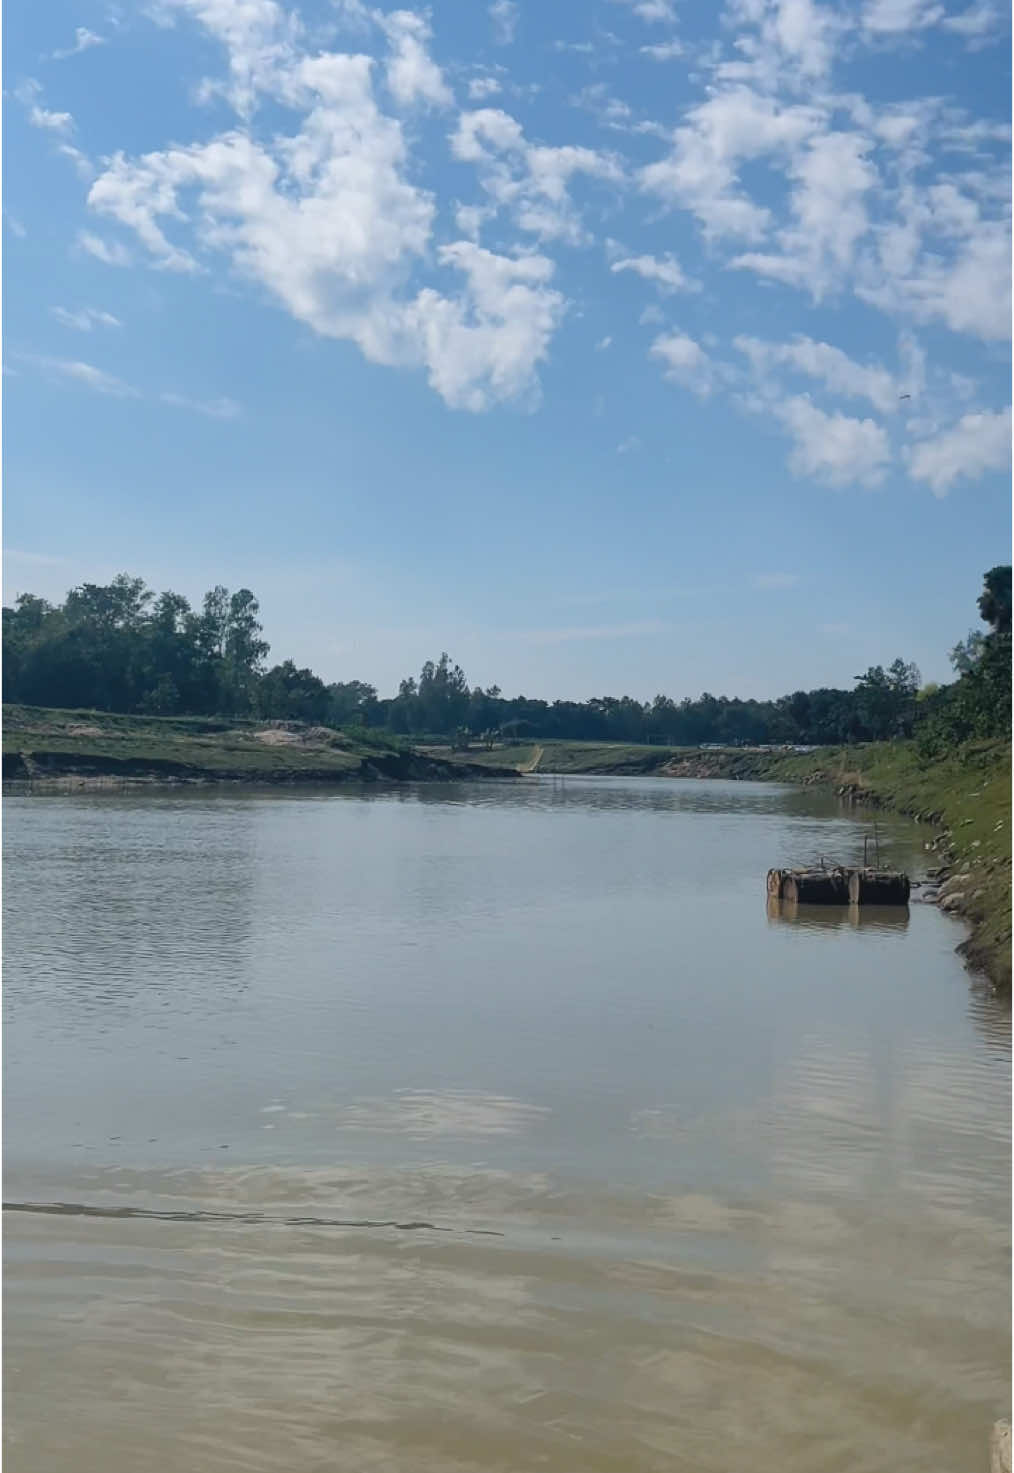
[3,777,1010,1473]
[330,1088,551,1139]
[767,897,911,931]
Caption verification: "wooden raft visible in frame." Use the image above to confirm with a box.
[767,867,909,906]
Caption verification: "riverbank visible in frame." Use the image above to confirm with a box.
[754,739,1011,994]
[458,736,1011,991]
[6,708,1008,990]
[1,705,518,786]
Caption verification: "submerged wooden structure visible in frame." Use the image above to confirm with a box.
[767,867,910,906]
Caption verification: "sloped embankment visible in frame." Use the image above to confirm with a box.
[662,740,1011,994]
[1,706,518,786]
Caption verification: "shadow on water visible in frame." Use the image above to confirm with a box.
[766,898,911,932]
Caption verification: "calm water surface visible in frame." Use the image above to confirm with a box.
[4,777,1010,1471]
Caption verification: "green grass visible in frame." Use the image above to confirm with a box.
[428,739,680,774]
[431,733,1012,990]
[7,710,1008,988]
[4,705,422,780]
[760,739,1011,991]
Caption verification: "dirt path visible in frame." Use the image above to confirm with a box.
[520,744,543,773]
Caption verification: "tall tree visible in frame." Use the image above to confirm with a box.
[978,565,1012,636]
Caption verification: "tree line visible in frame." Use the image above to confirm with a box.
[3,566,1009,750]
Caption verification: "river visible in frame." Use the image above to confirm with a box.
[3,777,1010,1471]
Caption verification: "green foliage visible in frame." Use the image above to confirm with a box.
[978,565,1012,636]
[917,566,1011,758]
[949,629,986,674]
[852,659,921,739]
[4,566,1009,754]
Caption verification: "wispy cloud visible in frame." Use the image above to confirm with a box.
[613,0,678,22]
[160,392,243,419]
[42,357,139,397]
[76,231,131,266]
[774,396,891,487]
[51,305,122,331]
[640,40,684,59]
[610,251,693,293]
[651,330,714,396]
[52,27,106,60]
[489,0,519,45]
[15,78,74,135]
[906,406,1012,496]
[20,356,243,419]
[14,77,92,176]
[616,435,642,453]
[3,548,73,567]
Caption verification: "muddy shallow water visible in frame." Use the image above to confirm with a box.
[4,778,1010,1471]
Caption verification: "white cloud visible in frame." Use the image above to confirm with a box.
[775,395,891,486]
[861,0,944,34]
[613,0,678,21]
[610,252,692,293]
[468,75,502,100]
[45,0,1008,437]
[734,334,902,412]
[451,107,525,162]
[33,357,139,398]
[488,0,519,45]
[160,392,244,418]
[640,40,684,58]
[5,214,28,238]
[406,242,565,411]
[52,27,106,60]
[451,108,623,245]
[941,2,1001,43]
[860,190,1008,338]
[722,0,839,82]
[906,406,1011,495]
[650,330,713,395]
[639,87,822,241]
[379,9,451,109]
[767,0,837,76]
[595,335,613,350]
[155,0,304,116]
[51,306,122,330]
[76,231,132,266]
[83,16,573,412]
[732,131,877,299]
[617,435,642,453]
[28,104,75,134]
[16,78,75,135]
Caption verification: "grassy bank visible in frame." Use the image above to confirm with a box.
[441,735,1012,991]
[756,739,1011,992]
[1,705,516,785]
[428,739,680,775]
[6,709,1008,989]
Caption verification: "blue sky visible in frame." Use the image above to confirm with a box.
[4,0,1011,700]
